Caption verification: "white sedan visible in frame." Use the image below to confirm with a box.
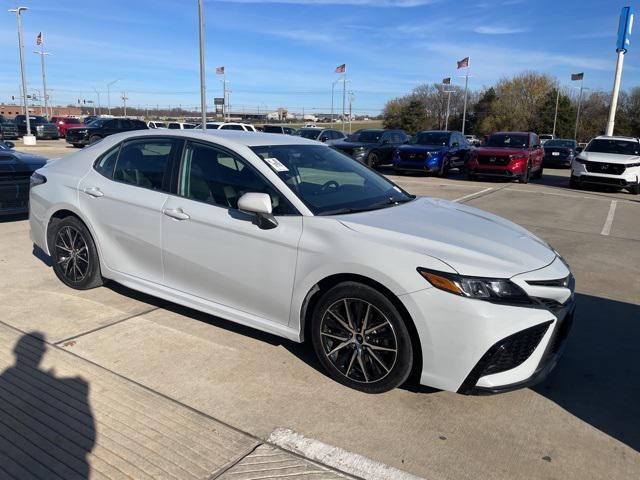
[29,130,575,394]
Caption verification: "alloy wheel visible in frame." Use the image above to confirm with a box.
[319,298,398,383]
[54,226,90,283]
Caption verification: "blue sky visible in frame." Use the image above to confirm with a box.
[0,0,637,115]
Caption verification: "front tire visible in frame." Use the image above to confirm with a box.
[311,282,413,393]
[569,175,581,189]
[49,216,103,290]
[89,135,102,145]
[366,151,380,168]
[629,183,640,195]
[520,162,531,184]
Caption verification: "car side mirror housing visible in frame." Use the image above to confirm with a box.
[4,141,15,149]
[575,146,583,153]
[381,139,389,145]
[319,136,328,142]
[238,192,278,229]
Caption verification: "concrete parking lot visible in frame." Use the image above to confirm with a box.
[2,140,639,479]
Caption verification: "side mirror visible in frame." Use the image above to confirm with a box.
[4,141,15,149]
[381,139,389,145]
[238,192,278,230]
[575,146,583,153]
[451,142,459,147]
[319,136,329,142]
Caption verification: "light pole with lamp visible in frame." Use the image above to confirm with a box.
[9,6,35,144]
[197,0,207,131]
[107,79,120,115]
[33,36,50,119]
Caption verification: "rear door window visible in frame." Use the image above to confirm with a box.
[113,138,180,191]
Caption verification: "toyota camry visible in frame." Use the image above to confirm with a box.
[29,130,574,394]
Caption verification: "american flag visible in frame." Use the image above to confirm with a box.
[335,64,346,73]
[216,66,225,75]
[571,72,584,81]
[442,77,451,85]
[36,32,43,45]
[457,57,469,69]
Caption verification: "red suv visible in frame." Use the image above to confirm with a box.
[467,132,544,183]
[50,116,85,136]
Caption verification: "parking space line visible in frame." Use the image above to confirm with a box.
[54,306,159,345]
[268,427,422,480]
[453,187,494,203]
[601,200,617,236]
[504,187,636,203]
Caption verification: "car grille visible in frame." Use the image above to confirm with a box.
[547,310,574,355]
[399,152,427,162]
[1,125,18,135]
[581,175,627,186]
[477,155,510,166]
[0,172,31,183]
[526,276,571,288]
[544,149,570,160]
[584,161,625,175]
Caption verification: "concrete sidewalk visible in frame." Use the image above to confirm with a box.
[0,323,351,480]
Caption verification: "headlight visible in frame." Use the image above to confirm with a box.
[417,268,532,304]
[30,172,47,188]
[352,148,366,158]
[626,161,640,167]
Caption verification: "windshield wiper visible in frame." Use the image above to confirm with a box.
[318,197,414,216]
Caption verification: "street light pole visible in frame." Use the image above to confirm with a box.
[574,79,584,142]
[92,87,101,115]
[460,71,470,135]
[197,0,207,131]
[9,6,33,143]
[342,70,347,133]
[107,79,119,115]
[121,91,128,116]
[443,89,454,130]
[33,48,50,119]
[552,87,560,138]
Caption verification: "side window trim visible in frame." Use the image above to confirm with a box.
[176,139,300,216]
[93,143,122,179]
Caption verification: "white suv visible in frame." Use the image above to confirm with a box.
[571,136,640,195]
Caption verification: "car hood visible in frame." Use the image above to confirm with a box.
[335,197,555,278]
[475,147,529,156]
[398,144,447,154]
[579,151,640,165]
[2,151,47,170]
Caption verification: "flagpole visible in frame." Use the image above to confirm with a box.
[552,87,560,138]
[445,90,452,130]
[461,68,469,135]
[331,81,335,125]
[574,78,584,141]
[223,71,227,122]
[342,67,346,133]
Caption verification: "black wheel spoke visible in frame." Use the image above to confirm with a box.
[320,298,398,384]
[55,226,90,283]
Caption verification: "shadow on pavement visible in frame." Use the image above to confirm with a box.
[0,212,28,223]
[0,332,96,478]
[535,293,640,451]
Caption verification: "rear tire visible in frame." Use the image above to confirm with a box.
[49,216,103,290]
[629,183,640,195]
[533,164,543,179]
[310,282,413,394]
[366,151,379,168]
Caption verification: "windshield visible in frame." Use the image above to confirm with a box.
[414,132,450,146]
[154,122,167,128]
[585,139,640,156]
[66,118,82,124]
[296,129,322,140]
[545,139,576,148]
[352,130,383,143]
[86,119,106,127]
[486,134,529,148]
[250,144,414,215]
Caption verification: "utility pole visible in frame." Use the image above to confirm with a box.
[552,87,560,137]
[121,91,128,116]
[92,87,101,115]
[606,6,633,136]
[573,76,585,141]
[342,69,347,132]
[348,91,355,134]
[443,89,454,130]
[9,6,34,143]
[197,0,207,131]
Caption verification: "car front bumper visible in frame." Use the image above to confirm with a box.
[572,163,640,188]
[400,256,574,394]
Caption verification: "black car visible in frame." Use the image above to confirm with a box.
[0,140,47,215]
[331,129,409,167]
[14,115,59,139]
[0,115,19,140]
[543,139,579,167]
[66,118,148,147]
[263,125,297,135]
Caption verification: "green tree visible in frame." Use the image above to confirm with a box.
[382,97,408,129]
[400,100,428,134]
[535,89,574,138]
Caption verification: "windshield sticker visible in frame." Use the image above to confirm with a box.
[263,157,289,172]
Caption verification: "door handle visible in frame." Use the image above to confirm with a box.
[83,187,104,198]
[163,208,190,221]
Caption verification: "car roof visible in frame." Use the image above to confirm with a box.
[109,128,320,146]
[493,131,531,135]
[593,135,639,142]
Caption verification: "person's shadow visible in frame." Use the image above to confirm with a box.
[0,332,95,479]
